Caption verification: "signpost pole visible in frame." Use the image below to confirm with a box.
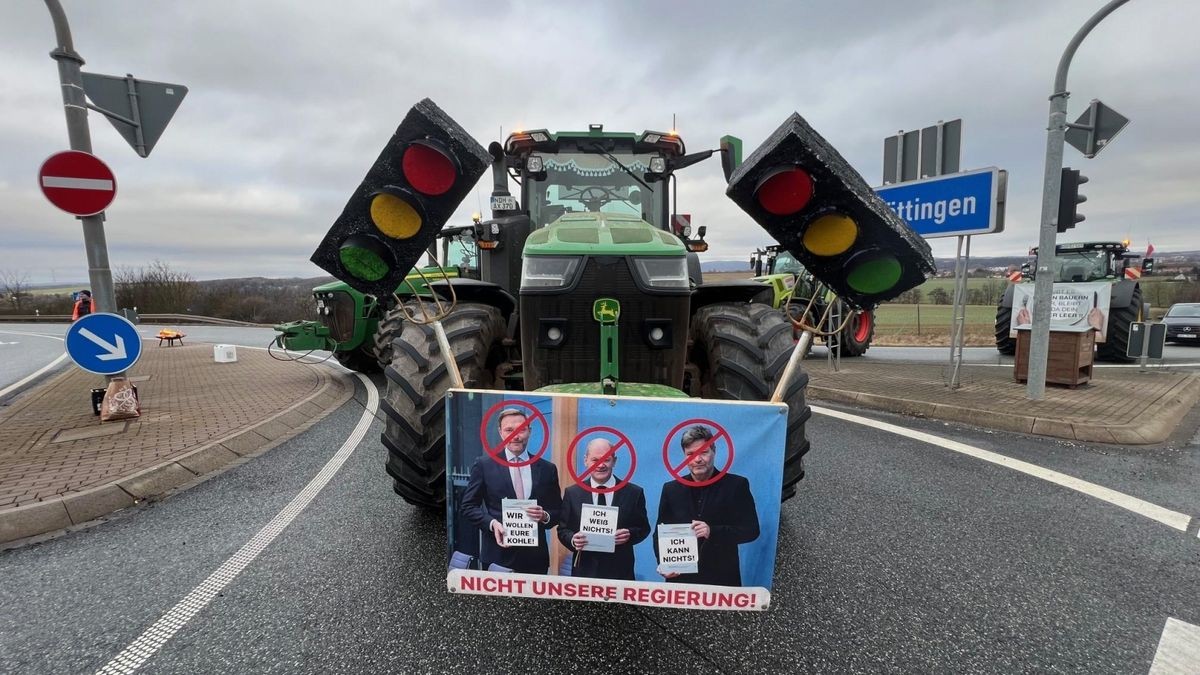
[44,0,118,320]
[1026,0,1130,400]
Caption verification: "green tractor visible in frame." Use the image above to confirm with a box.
[274,225,477,373]
[750,244,875,357]
[378,126,819,509]
[995,241,1152,362]
[283,100,933,513]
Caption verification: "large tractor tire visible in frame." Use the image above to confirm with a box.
[689,303,812,503]
[381,301,505,510]
[995,304,1016,355]
[832,304,875,357]
[371,304,409,370]
[1096,285,1143,363]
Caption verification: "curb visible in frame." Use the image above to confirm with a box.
[807,372,1200,445]
[0,364,355,546]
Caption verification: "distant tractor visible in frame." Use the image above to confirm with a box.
[995,241,1153,362]
[750,245,875,357]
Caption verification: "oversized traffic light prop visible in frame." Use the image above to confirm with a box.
[726,113,934,310]
[1056,167,1087,233]
[310,99,491,298]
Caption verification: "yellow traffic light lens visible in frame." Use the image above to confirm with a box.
[803,213,858,256]
[846,252,902,295]
[370,191,423,239]
[339,234,394,282]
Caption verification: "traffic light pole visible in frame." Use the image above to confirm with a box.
[44,0,118,317]
[1026,0,1129,400]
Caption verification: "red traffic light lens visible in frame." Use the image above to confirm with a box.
[402,140,457,196]
[755,166,813,216]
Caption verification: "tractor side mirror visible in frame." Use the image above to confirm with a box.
[719,135,743,183]
[1142,258,1155,275]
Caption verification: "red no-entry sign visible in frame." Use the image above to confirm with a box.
[38,150,117,217]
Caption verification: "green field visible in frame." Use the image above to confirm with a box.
[873,303,995,337]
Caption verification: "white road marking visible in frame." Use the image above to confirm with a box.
[1148,618,1200,674]
[0,330,68,400]
[41,176,114,190]
[0,354,69,400]
[811,405,1194,533]
[96,371,377,675]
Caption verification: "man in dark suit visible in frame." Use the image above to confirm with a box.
[655,425,759,587]
[558,438,650,580]
[461,408,562,574]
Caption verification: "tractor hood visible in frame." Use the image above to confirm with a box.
[524,213,685,256]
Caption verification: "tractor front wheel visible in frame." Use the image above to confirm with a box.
[995,303,1016,355]
[380,301,505,511]
[688,303,811,502]
[832,303,874,357]
[1096,285,1143,363]
[371,304,409,370]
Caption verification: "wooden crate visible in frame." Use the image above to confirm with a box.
[1014,329,1094,388]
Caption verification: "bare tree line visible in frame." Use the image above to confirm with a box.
[0,261,320,324]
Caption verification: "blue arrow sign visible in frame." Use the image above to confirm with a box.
[65,313,143,375]
[874,167,1004,238]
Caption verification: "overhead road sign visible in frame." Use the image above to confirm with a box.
[80,72,188,158]
[65,313,142,375]
[882,119,962,184]
[874,167,1006,239]
[1065,99,1129,159]
[38,150,117,216]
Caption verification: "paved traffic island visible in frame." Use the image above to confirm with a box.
[0,344,353,544]
[805,361,1200,444]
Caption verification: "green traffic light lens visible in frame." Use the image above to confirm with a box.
[846,252,902,295]
[339,234,394,282]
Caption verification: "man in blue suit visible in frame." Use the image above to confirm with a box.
[461,408,562,574]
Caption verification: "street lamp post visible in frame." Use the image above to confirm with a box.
[44,0,118,316]
[1027,0,1131,400]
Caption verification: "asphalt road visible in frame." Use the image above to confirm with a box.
[1,374,1197,673]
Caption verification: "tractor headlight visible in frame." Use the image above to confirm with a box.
[521,256,582,290]
[632,257,690,289]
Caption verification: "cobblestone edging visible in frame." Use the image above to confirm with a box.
[807,368,1200,445]
[0,358,353,545]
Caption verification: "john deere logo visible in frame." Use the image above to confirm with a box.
[593,298,620,323]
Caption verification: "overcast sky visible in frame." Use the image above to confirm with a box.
[1,0,1196,284]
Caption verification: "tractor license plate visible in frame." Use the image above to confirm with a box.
[490,195,517,211]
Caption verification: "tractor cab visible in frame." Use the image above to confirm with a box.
[508,129,674,230]
[1026,241,1151,282]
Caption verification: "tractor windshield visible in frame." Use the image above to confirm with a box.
[1053,250,1111,282]
[773,250,804,275]
[527,151,665,229]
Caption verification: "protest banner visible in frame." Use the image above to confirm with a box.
[444,389,786,611]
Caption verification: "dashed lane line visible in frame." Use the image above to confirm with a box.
[811,405,1194,533]
[95,372,377,675]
